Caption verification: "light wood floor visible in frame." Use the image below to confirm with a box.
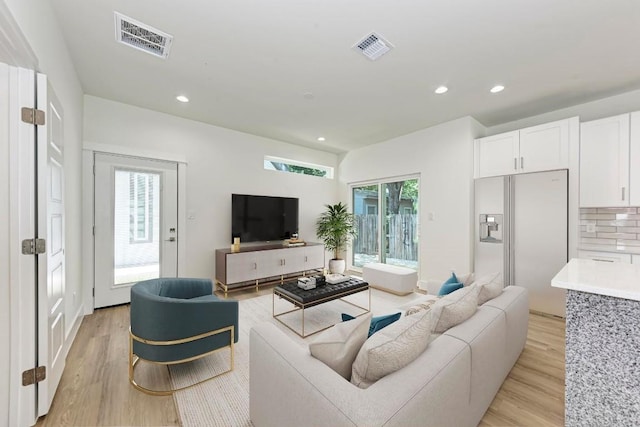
[37,287,565,426]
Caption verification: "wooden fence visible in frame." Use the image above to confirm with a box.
[353,214,418,261]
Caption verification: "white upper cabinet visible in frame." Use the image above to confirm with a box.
[475,119,570,178]
[475,131,520,177]
[630,112,640,206]
[519,119,570,173]
[580,114,630,207]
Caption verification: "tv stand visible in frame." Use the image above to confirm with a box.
[215,242,324,297]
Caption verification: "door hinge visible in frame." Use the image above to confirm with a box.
[21,107,45,126]
[21,238,46,255]
[22,366,46,386]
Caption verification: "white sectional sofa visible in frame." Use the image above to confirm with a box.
[249,286,529,427]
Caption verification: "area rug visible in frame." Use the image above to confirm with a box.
[169,288,424,427]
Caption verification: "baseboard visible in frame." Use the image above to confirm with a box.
[62,305,85,362]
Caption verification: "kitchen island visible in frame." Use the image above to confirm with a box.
[551,258,640,426]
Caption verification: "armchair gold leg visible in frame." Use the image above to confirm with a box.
[128,325,235,396]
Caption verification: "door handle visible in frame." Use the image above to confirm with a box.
[165,237,176,242]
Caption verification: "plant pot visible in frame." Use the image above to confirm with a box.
[328,259,346,274]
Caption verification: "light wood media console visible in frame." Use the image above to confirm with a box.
[215,242,325,296]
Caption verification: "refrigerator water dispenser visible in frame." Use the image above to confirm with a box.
[479,214,503,243]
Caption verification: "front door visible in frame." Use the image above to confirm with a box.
[94,153,178,308]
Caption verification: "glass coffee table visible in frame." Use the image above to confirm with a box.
[273,277,370,338]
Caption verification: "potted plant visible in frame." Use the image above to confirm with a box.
[316,202,357,274]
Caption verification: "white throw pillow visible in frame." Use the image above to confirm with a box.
[457,272,475,287]
[430,285,479,333]
[351,308,432,389]
[472,272,504,305]
[309,313,371,380]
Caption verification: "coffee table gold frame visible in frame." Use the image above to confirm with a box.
[272,285,371,338]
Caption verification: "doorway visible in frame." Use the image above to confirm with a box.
[351,176,420,271]
[93,153,179,308]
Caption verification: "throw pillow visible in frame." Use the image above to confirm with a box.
[442,272,459,285]
[351,308,433,389]
[404,300,436,316]
[309,312,372,380]
[473,272,503,305]
[457,272,475,287]
[438,281,463,296]
[430,285,479,333]
[342,312,401,337]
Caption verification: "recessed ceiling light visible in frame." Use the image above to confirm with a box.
[176,95,189,103]
[317,137,326,142]
[490,85,505,93]
[435,86,448,94]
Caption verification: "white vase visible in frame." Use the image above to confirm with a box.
[328,259,346,274]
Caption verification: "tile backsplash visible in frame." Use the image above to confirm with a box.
[580,207,640,248]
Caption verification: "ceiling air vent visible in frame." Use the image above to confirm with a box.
[353,32,393,61]
[114,12,173,59]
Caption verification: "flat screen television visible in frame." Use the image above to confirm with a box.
[231,194,299,243]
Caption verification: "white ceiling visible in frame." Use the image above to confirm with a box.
[50,0,640,153]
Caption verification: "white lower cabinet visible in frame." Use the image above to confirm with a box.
[633,255,638,265]
[578,250,632,264]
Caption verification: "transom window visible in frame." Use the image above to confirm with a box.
[264,155,334,179]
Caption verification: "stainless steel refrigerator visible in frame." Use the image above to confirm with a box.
[474,169,567,317]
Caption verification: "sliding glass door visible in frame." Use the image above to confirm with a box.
[351,176,419,270]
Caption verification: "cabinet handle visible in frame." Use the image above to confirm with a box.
[520,157,524,169]
[514,158,517,170]
[305,256,308,262]
[593,258,614,263]
[622,187,626,201]
[253,263,257,269]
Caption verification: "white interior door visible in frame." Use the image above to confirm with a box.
[94,153,178,308]
[36,74,66,416]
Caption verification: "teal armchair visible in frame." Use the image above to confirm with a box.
[128,278,238,395]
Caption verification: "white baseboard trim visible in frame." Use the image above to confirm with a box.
[62,305,85,362]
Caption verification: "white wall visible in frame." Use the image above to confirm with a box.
[339,116,484,281]
[4,0,85,338]
[84,95,338,280]
[487,88,640,135]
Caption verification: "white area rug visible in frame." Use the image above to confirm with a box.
[170,288,425,427]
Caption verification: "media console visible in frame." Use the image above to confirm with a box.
[215,242,325,296]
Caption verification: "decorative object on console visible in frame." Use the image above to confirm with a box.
[316,202,356,274]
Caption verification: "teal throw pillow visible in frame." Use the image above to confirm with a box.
[342,312,401,337]
[443,272,459,285]
[438,281,463,296]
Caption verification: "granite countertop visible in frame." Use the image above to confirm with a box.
[551,258,640,302]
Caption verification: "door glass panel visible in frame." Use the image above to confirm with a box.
[352,184,379,268]
[382,178,419,270]
[114,169,161,285]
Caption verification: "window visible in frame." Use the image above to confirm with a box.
[351,176,419,271]
[264,155,334,179]
[130,172,154,243]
